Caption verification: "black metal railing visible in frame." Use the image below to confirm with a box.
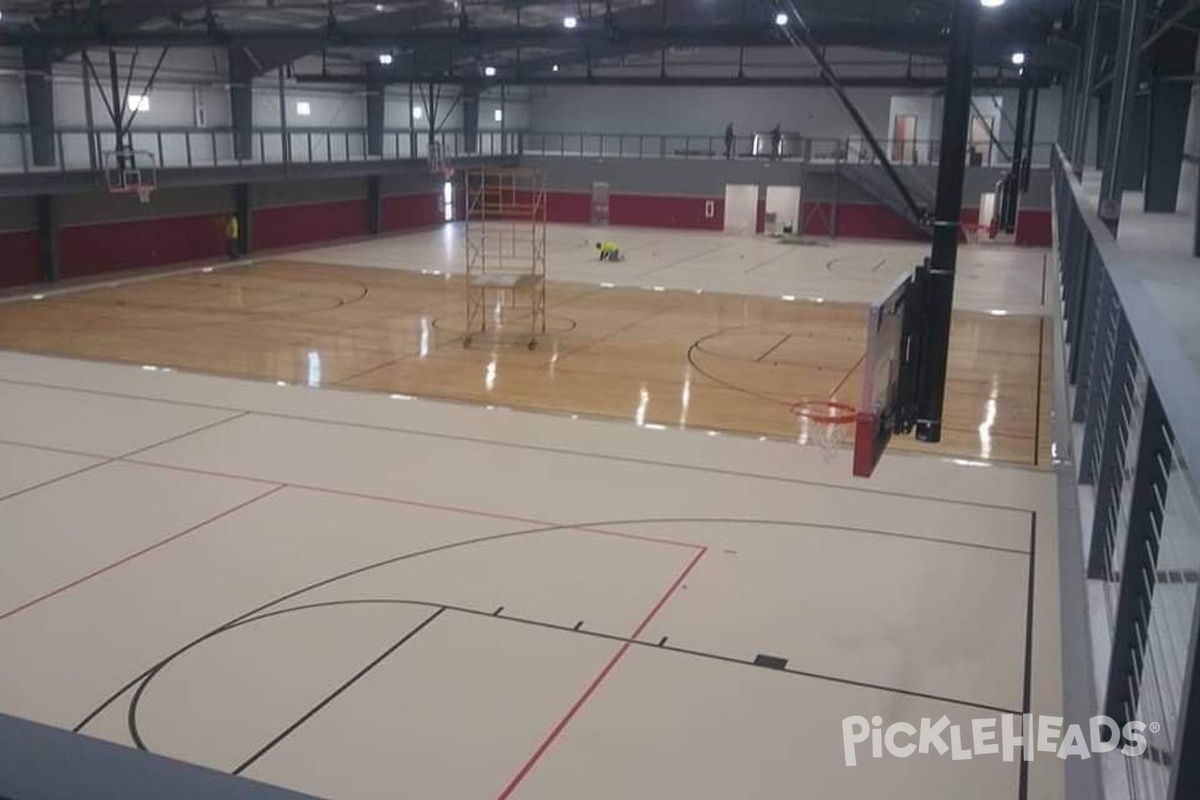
[0,126,520,174]
[1052,144,1200,800]
[0,125,1057,175]
[519,131,1056,167]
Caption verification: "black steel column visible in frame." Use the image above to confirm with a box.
[1095,91,1110,170]
[463,86,480,155]
[1144,88,1193,213]
[23,47,56,168]
[1071,0,1102,171]
[35,195,59,284]
[915,0,979,443]
[500,84,507,156]
[408,83,417,159]
[368,175,382,235]
[229,48,254,162]
[1097,0,1147,235]
[1170,598,1200,800]
[1120,92,1149,192]
[1002,83,1030,233]
[81,49,98,170]
[1022,88,1039,191]
[366,67,384,158]
[235,183,252,255]
[277,67,290,164]
[367,86,384,158]
[107,49,127,167]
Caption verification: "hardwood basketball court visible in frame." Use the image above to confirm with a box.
[0,225,1052,466]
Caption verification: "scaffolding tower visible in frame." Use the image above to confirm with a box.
[462,166,548,349]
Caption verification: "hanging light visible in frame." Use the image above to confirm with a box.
[563,15,578,29]
[774,12,788,25]
[1011,51,1026,66]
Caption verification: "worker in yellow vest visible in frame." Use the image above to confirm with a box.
[595,240,622,262]
[225,214,240,260]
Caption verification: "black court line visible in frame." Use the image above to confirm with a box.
[1040,259,1048,308]
[0,372,1040,515]
[50,274,372,335]
[1033,319,1046,468]
[755,334,792,363]
[1018,513,1038,800]
[0,412,247,507]
[231,607,445,775]
[632,242,731,279]
[237,599,1027,717]
[84,515,1033,751]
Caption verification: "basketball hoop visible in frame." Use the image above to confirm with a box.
[103,148,157,205]
[792,400,858,464]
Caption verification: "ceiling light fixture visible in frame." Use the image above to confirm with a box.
[980,0,1005,7]
[1011,51,1026,65]
[378,53,394,65]
[774,12,788,25]
[563,15,577,29]
[484,65,496,77]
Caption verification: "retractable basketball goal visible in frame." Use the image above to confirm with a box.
[103,149,158,204]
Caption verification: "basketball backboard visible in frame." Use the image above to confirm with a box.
[852,268,924,477]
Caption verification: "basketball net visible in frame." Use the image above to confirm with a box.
[792,400,857,464]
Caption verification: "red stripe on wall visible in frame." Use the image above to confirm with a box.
[1015,209,1053,247]
[253,199,371,251]
[546,191,592,224]
[60,213,228,279]
[382,193,443,231]
[609,194,723,230]
[756,199,767,234]
[800,202,982,242]
[0,230,41,288]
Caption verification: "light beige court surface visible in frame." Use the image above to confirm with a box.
[0,352,1064,799]
[0,227,1054,466]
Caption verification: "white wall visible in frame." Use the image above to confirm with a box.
[0,49,29,167]
[529,85,895,142]
[530,83,1063,164]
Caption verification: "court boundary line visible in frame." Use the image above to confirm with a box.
[74,514,1033,770]
[0,439,1035,556]
[231,598,1029,717]
[1017,513,1039,800]
[0,370,1047,514]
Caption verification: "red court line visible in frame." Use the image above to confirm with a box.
[494,546,707,800]
[123,456,704,551]
[0,485,284,623]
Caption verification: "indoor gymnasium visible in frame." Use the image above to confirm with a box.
[0,1,1198,799]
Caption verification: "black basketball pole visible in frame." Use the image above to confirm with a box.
[915,0,980,443]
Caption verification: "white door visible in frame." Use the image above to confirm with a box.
[723,184,758,235]
[765,185,802,236]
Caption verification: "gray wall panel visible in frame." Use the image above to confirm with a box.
[59,185,234,226]
[251,176,368,207]
[0,197,34,230]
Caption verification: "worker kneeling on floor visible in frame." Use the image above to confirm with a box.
[596,241,622,262]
